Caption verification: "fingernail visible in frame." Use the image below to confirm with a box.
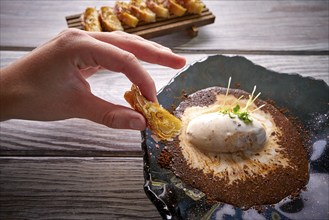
[130,119,146,130]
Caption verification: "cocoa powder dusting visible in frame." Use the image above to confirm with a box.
[158,147,172,170]
[158,87,309,209]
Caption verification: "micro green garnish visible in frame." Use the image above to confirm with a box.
[237,110,252,124]
[219,78,265,124]
[233,104,240,114]
[222,104,252,124]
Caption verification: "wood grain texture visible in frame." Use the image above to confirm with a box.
[1,1,328,219]
[0,157,161,219]
[0,0,328,52]
[0,51,328,156]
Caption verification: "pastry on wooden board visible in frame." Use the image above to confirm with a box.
[146,0,170,18]
[130,0,156,23]
[114,1,139,28]
[78,0,209,33]
[99,6,124,31]
[82,7,102,32]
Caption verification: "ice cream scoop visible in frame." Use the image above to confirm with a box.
[186,112,267,153]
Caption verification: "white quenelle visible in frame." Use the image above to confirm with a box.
[186,112,267,153]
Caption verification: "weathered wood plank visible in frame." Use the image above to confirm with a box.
[0,157,160,219]
[0,1,328,51]
[0,51,328,156]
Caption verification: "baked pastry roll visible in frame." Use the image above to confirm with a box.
[166,0,187,16]
[179,0,204,14]
[130,0,156,23]
[99,6,124,31]
[114,1,139,28]
[82,7,102,32]
[145,0,170,18]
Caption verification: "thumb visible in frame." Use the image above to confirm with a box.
[78,94,146,130]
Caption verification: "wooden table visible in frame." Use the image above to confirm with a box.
[0,0,328,219]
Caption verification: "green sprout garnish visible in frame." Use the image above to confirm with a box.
[233,104,240,114]
[233,104,252,123]
[219,77,265,125]
[221,104,252,124]
[237,109,252,124]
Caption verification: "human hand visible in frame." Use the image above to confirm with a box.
[0,29,186,130]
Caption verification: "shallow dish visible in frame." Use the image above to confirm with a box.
[141,55,328,220]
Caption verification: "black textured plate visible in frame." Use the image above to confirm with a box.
[142,55,329,220]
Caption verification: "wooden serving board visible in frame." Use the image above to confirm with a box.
[66,7,215,38]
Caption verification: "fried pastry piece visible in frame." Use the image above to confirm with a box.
[130,0,156,23]
[165,0,187,16]
[114,1,139,28]
[124,85,181,141]
[82,7,102,32]
[179,0,204,14]
[99,6,124,31]
[146,0,169,18]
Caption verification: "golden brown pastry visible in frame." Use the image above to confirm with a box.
[82,7,102,32]
[114,1,139,28]
[145,0,170,18]
[130,0,156,23]
[124,85,181,141]
[178,0,204,14]
[99,6,124,31]
[166,0,187,16]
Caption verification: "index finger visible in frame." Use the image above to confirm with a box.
[76,37,157,102]
[88,31,186,69]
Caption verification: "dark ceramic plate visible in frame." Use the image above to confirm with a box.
[141,55,329,220]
